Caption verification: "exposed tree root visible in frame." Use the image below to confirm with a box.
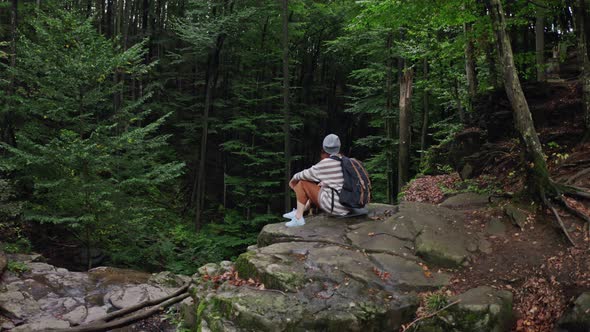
[543,196,576,246]
[539,180,590,247]
[561,158,590,168]
[565,168,590,184]
[558,196,590,224]
[570,190,590,200]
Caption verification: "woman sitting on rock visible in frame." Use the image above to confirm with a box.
[283,134,349,227]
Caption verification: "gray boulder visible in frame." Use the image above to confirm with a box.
[11,317,70,331]
[197,263,221,277]
[106,284,168,309]
[557,292,590,331]
[413,286,514,332]
[0,290,40,320]
[503,204,529,229]
[149,271,191,288]
[440,193,490,209]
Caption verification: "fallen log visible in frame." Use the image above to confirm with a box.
[90,282,190,324]
[49,282,191,332]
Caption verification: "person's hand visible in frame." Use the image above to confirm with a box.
[318,181,325,187]
[289,179,299,189]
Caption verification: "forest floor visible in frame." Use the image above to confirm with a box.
[405,85,590,332]
[407,170,589,331]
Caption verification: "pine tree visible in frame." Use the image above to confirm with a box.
[0,9,184,269]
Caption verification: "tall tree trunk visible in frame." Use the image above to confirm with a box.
[194,35,225,231]
[2,0,18,147]
[536,3,546,82]
[453,77,465,123]
[87,0,92,17]
[576,0,590,135]
[464,22,478,104]
[487,40,500,88]
[398,69,413,193]
[96,0,103,34]
[420,58,429,166]
[281,0,292,212]
[485,0,552,197]
[106,0,113,38]
[116,0,124,37]
[10,0,17,79]
[385,32,395,204]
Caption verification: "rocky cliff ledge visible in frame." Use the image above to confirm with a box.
[187,201,512,331]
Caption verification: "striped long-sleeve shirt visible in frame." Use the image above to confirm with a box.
[293,157,349,216]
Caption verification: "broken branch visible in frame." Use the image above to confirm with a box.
[401,300,461,332]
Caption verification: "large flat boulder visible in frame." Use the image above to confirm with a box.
[415,229,470,268]
[188,202,487,331]
[198,283,418,332]
[397,202,473,267]
[257,215,350,247]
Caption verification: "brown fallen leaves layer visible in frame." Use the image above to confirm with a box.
[545,248,590,289]
[513,276,566,332]
[403,173,461,204]
[201,269,265,290]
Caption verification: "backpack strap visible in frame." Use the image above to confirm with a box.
[330,187,336,213]
[327,156,342,214]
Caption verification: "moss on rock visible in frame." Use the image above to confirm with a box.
[412,286,513,332]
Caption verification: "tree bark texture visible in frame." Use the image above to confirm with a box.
[2,0,18,147]
[385,32,395,204]
[194,34,225,231]
[576,0,590,134]
[420,59,429,166]
[453,78,465,123]
[10,0,17,77]
[536,3,546,82]
[398,68,413,193]
[485,0,553,197]
[281,0,292,212]
[464,22,478,103]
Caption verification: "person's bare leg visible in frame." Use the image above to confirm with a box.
[295,201,306,220]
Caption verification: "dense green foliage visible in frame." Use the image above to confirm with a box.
[0,0,587,274]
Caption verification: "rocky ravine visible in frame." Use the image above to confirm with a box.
[0,253,190,331]
[187,200,514,332]
[2,196,589,331]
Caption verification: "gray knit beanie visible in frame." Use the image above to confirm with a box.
[322,134,341,155]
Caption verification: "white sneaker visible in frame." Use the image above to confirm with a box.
[285,216,305,228]
[282,209,296,219]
